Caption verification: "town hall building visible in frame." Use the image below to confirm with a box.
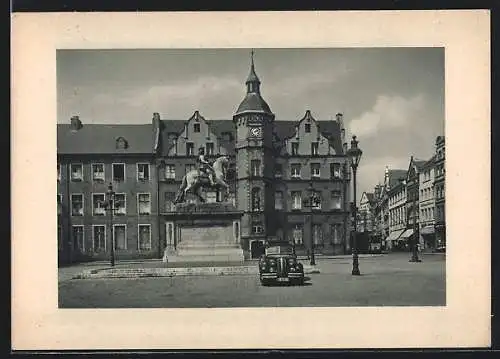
[57,54,353,265]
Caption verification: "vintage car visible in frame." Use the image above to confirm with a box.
[258,242,304,286]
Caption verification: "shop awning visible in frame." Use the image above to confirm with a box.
[420,226,435,235]
[384,229,404,242]
[399,229,414,239]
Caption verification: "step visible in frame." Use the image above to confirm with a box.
[176,243,241,250]
[166,254,245,263]
[176,248,244,256]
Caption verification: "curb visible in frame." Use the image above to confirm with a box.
[73,265,321,279]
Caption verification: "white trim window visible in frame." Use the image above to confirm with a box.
[275,191,283,210]
[292,224,303,245]
[291,164,301,179]
[186,142,195,156]
[114,193,126,215]
[112,163,126,182]
[252,222,264,234]
[311,163,321,178]
[165,192,176,212]
[330,190,342,210]
[330,163,342,179]
[251,160,261,177]
[70,163,83,181]
[92,193,106,216]
[311,142,319,156]
[137,193,151,215]
[138,224,152,251]
[72,225,85,252]
[113,224,127,250]
[92,225,106,252]
[291,142,299,155]
[292,191,302,210]
[71,194,84,216]
[137,163,150,181]
[165,164,176,179]
[312,191,322,209]
[206,142,214,156]
[92,163,105,182]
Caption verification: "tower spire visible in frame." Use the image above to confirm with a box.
[246,49,261,94]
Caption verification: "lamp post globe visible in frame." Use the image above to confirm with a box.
[347,136,362,276]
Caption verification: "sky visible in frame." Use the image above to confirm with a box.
[57,48,444,197]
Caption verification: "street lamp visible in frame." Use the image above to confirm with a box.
[303,181,320,266]
[105,182,116,267]
[347,135,363,276]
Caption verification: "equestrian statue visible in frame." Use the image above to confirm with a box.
[174,147,230,204]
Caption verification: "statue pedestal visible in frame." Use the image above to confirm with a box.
[162,201,244,264]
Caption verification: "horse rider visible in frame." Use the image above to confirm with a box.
[197,147,216,186]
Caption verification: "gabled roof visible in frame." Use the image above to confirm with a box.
[57,123,155,155]
[387,169,407,188]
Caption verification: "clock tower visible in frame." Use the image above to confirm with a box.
[233,51,276,258]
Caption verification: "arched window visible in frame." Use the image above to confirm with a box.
[251,187,261,212]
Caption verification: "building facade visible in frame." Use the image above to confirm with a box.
[419,156,436,250]
[405,156,426,250]
[385,169,408,250]
[57,55,353,264]
[434,136,446,248]
[358,191,375,233]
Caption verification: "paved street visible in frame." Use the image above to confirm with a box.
[59,253,445,308]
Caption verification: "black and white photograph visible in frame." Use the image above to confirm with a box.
[12,11,490,350]
[56,47,446,308]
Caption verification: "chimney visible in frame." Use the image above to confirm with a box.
[70,115,82,131]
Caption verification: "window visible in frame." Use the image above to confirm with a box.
[275,191,283,210]
[292,224,303,245]
[311,142,319,156]
[313,224,323,246]
[330,190,342,210]
[291,142,299,155]
[72,225,84,252]
[292,191,302,210]
[165,192,176,212]
[58,225,63,251]
[194,123,200,133]
[251,187,261,212]
[92,193,106,216]
[206,142,214,155]
[113,224,127,250]
[71,194,84,216]
[252,222,264,234]
[206,191,217,203]
[186,142,195,156]
[165,164,176,179]
[312,191,322,209]
[70,164,83,181]
[138,193,151,215]
[137,163,150,181]
[311,163,320,178]
[57,194,62,215]
[92,225,106,252]
[112,163,125,182]
[92,163,105,181]
[305,123,311,133]
[114,193,126,215]
[251,160,261,177]
[330,163,341,179]
[138,224,152,251]
[57,163,61,182]
[291,164,301,178]
[185,164,196,174]
[331,224,342,245]
[274,164,282,178]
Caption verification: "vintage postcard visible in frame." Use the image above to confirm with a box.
[11,10,491,350]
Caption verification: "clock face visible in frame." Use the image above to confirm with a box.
[250,127,262,137]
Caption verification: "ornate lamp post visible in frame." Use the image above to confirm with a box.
[105,182,116,267]
[303,181,320,266]
[347,135,363,276]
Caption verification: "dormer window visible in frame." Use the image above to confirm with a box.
[305,124,311,133]
[194,123,200,133]
[116,137,128,150]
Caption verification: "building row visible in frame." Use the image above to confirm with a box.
[57,54,355,265]
[358,135,446,252]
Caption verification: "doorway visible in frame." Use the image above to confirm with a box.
[250,240,266,259]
